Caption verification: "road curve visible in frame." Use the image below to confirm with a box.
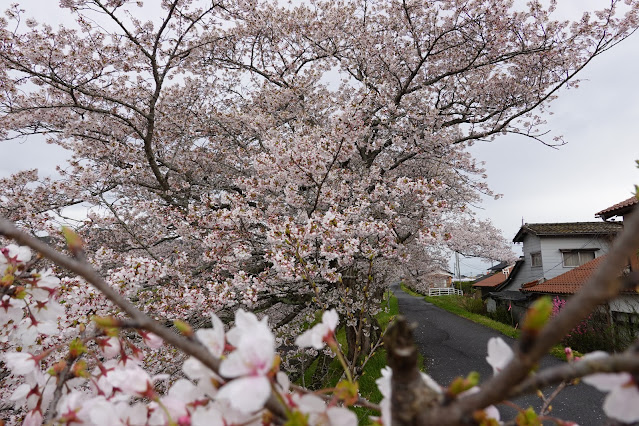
[392,284,607,425]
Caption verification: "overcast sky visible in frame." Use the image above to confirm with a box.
[1,1,638,276]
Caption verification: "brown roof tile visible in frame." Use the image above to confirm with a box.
[472,266,514,288]
[520,256,606,295]
[513,222,622,243]
[596,196,638,220]
[520,255,638,295]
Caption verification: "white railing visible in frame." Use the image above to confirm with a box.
[428,287,463,296]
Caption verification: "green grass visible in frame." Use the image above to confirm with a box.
[400,283,574,360]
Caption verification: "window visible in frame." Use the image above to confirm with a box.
[531,252,542,267]
[561,250,596,267]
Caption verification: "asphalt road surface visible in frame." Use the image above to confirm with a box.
[392,284,610,426]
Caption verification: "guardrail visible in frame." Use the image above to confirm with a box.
[428,287,463,296]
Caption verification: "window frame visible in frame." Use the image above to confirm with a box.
[531,251,542,268]
[560,249,597,268]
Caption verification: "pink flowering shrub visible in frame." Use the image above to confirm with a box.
[552,297,592,338]
[552,296,636,353]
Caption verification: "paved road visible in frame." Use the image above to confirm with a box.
[392,284,608,425]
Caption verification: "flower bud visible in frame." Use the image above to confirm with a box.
[92,316,122,329]
[335,379,359,406]
[516,407,539,425]
[72,359,89,378]
[174,320,194,337]
[1,273,14,287]
[448,371,480,397]
[68,338,86,358]
[522,297,552,334]
[61,226,84,257]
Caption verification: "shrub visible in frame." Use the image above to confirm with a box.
[488,305,515,327]
[553,296,638,353]
[459,296,487,315]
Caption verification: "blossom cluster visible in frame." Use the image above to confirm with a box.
[0,249,359,425]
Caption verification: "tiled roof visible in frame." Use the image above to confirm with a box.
[488,261,511,271]
[472,266,514,288]
[596,196,638,220]
[513,222,623,243]
[520,256,606,295]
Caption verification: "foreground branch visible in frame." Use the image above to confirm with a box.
[510,350,639,398]
[384,316,440,425]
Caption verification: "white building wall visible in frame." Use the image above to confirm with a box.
[502,234,541,291]
[538,236,613,280]
[609,295,639,314]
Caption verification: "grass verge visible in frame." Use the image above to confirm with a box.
[400,283,572,360]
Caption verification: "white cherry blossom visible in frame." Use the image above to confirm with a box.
[3,352,38,376]
[296,393,358,426]
[196,312,225,357]
[486,337,514,375]
[582,352,639,423]
[295,309,339,349]
[217,310,276,413]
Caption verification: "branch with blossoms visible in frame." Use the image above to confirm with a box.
[0,217,384,424]
[0,217,289,421]
[4,207,639,424]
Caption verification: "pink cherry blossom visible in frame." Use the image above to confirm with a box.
[140,331,164,349]
[105,362,154,397]
[191,404,225,426]
[22,409,43,426]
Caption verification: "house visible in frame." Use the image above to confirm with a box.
[403,266,454,294]
[596,195,638,222]
[423,267,454,288]
[520,195,639,321]
[500,222,622,292]
[481,221,622,323]
[596,195,639,272]
[472,263,518,298]
[472,262,531,317]
[521,254,639,322]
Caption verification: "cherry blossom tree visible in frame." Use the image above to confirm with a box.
[1,0,638,385]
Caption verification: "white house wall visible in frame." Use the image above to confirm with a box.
[609,295,639,314]
[538,236,612,279]
[502,234,541,291]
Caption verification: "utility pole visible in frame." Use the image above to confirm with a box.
[454,252,461,288]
